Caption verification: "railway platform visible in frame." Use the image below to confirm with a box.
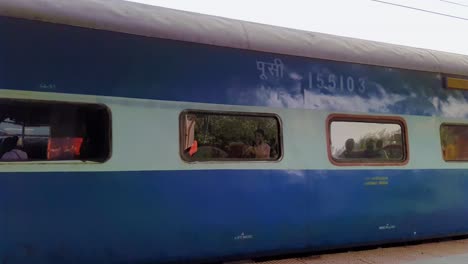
[230,238,468,264]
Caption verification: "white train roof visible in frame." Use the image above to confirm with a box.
[1,0,468,76]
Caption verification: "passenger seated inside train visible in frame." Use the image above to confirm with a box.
[441,125,468,161]
[332,120,403,162]
[182,112,280,161]
[375,139,388,159]
[363,138,377,158]
[1,136,28,161]
[338,138,393,160]
[0,99,110,162]
[242,129,271,159]
[339,138,356,158]
[226,142,248,158]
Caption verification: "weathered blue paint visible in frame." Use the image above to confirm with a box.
[2,169,468,263]
[1,17,467,119]
[2,13,468,264]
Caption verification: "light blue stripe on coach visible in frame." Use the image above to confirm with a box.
[0,90,467,172]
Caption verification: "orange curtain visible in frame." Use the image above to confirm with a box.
[47,137,83,160]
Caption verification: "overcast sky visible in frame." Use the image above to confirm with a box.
[126,0,468,56]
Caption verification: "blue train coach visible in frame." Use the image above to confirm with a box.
[1,0,468,263]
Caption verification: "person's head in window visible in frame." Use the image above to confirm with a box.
[243,128,271,159]
[363,138,377,158]
[340,138,355,158]
[345,138,354,152]
[1,136,28,161]
[2,136,18,153]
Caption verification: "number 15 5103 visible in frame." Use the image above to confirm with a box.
[309,72,366,93]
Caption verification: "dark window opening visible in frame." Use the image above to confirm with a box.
[0,99,111,162]
[180,110,282,161]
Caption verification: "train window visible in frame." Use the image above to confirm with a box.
[180,110,282,161]
[328,115,408,165]
[0,99,111,162]
[440,124,468,161]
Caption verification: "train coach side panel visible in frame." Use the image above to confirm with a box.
[307,169,468,249]
[3,169,468,263]
[1,11,468,264]
[1,170,309,263]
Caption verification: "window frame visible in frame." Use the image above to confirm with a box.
[440,123,468,162]
[0,98,112,163]
[326,114,409,166]
[179,109,284,163]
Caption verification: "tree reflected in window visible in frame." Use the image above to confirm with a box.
[181,111,281,161]
[330,118,406,164]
